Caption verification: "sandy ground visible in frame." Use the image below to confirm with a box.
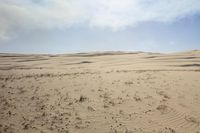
[0,51,200,133]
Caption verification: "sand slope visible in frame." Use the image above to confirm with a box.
[0,51,200,133]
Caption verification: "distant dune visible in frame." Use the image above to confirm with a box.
[0,50,200,133]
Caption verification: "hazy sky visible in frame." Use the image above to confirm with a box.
[0,0,200,54]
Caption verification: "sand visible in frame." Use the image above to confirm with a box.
[0,51,200,133]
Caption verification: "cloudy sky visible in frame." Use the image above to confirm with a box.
[0,0,200,54]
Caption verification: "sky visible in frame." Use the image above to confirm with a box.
[0,0,200,54]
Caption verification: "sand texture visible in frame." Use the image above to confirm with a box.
[0,51,200,133]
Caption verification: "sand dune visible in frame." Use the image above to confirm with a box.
[0,51,200,133]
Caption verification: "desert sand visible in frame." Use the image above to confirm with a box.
[0,50,200,133]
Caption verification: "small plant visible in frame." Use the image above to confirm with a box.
[1,84,5,88]
[125,81,133,85]
[79,95,87,102]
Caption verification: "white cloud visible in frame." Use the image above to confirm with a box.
[0,0,200,40]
